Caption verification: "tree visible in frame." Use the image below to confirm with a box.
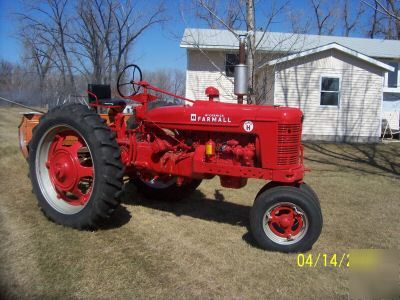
[74,0,116,84]
[309,0,337,35]
[18,0,76,94]
[16,0,167,106]
[0,60,14,90]
[188,0,289,104]
[195,0,244,30]
[146,69,186,109]
[112,0,166,87]
[363,0,400,39]
[246,0,255,101]
[21,29,54,106]
[367,0,382,38]
[342,0,365,37]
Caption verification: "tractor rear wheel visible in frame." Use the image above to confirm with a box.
[132,176,202,201]
[250,186,322,252]
[28,103,124,229]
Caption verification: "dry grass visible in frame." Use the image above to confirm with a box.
[0,106,399,299]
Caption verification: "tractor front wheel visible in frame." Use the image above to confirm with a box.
[250,186,322,252]
[28,104,124,229]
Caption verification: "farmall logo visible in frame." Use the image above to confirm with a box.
[190,113,231,123]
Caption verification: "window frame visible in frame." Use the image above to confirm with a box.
[382,60,400,89]
[387,61,399,88]
[225,53,239,77]
[319,75,341,107]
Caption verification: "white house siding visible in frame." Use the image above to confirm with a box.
[186,50,279,104]
[272,49,384,142]
[186,50,237,103]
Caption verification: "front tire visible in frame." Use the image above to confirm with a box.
[29,104,124,229]
[250,186,322,252]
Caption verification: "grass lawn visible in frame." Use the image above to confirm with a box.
[0,107,399,299]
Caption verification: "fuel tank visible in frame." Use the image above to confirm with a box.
[145,100,302,133]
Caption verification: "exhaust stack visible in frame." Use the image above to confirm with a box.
[234,34,248,104]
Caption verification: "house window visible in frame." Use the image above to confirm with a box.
[225,53,239,77]
[320,76,340,106]
[387,62,398,88]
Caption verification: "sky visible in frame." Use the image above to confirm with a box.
[0,0,370,72]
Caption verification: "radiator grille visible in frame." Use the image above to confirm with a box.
[277,124,301,166]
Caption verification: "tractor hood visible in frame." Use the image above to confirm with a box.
[145,100,302,129]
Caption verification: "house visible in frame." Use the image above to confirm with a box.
[180,28,400,142]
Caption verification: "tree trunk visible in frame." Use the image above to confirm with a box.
[246,0,255,104]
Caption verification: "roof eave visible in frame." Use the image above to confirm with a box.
[259,43,395,72]
[180,43,238,50]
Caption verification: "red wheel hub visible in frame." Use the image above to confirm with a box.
[267,205,304,238]
[46,132,94,206]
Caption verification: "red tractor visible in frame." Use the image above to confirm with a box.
[19,63,322,253]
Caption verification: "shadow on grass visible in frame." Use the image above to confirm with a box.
[116,182,261,248]
[120,182,250,228]
[304,143,400,177]
[100,204,132,230]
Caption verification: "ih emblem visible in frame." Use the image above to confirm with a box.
[243,121,254,132]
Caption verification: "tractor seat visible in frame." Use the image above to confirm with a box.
[87,84,126,107]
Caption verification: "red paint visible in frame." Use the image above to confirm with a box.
[267,205,304,238]
[102,81,305,188]
[23,80,305,190]
[205,86,220,101]
[47,131,94,206]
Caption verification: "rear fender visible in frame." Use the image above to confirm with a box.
[256,181,299,199]
[18,112,42,159]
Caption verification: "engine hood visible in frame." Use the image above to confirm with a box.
[145,100,302,128]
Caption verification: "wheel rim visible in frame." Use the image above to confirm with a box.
[35,125,95,214]
[263,202,308,245]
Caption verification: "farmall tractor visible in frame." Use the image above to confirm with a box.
[18,42,322,253]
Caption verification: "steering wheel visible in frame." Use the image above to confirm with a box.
[117,64,143,98]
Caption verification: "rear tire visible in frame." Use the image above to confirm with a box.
[28,104,124,229]
[132,177,202,201]
[250,186,322,252]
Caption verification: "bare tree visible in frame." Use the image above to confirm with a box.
[363,0,400,39]
[113,1,166,86]
[342,0,365,37]
[148,69,186,96]
[0,60,14,91]
[146,69,186,109]
[18,0,77,94]
[246,0,255,101]
[0,60,40,106]
[74,0,116,83]
[21,28,54,106]
[287,9,312,34]
[195,0,244,29]
[16,0,167,104]
[367,0,381,38]
[309,0,337,35]
[188,0,290,104]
